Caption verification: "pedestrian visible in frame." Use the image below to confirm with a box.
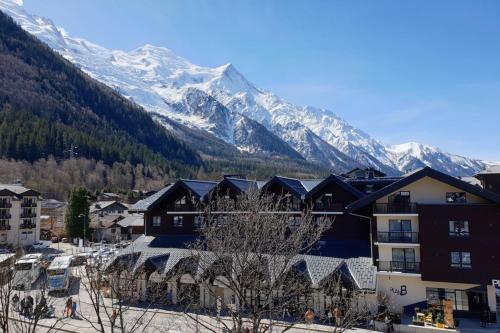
[111,309,117,327]
[11,294,19,312]
[71,300,77,318]
[65,297,72,317]
[26,296,34,317]
[327,307,333,325]
[20,298,25,316]
[480,305,489,327]
[304,308,315,324]
[385,315,394,333]
[333,306,342,327]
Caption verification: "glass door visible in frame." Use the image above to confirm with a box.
[389,220,412,242]
[392,248,415,272]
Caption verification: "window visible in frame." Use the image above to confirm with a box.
[315,216,332,228]
[315,193,333,210]
[426,288,469,311]
[389,191,411,203]
[451,251,471,268]
[449,221,469,237]
[288,216,301,229]
[152,216,161,227]
[175,196,187,208]
[173,216,183,228]
[446,192,466,203]
[389,219,412,242]
[194,215,204,229]
[392,248,415,263]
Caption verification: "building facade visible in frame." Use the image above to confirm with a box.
[0,184,41,248]
[119,167,500,319]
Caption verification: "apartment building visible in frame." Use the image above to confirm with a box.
[116,167,500,319]
[347,167,500,317]
[0,184,41,248]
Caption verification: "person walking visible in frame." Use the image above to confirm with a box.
[480,305,489,327]
[65,297,72,317]
[11,294,19,312]
[111,309,117,327]
[333,306,342,327]
[71,300,77,318]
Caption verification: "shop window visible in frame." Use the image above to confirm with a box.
[173,216,183,228]
[426,288,469,311]
[451,251,471,268]
[449,221,469,237]
[152,216,161,227]
[446,192,466,203]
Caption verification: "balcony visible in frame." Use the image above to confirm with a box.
[376,231,419,243]
[0,214,11,220]
[373,203,417,214]
[0,225,11,231]
[20,222,36,229]
[21,201,37,208]
[20,212,36,218]
[377,260,420,274]
[312,202,344,212]
[0,202,11,209]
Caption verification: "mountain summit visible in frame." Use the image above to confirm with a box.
[0,0,486,175]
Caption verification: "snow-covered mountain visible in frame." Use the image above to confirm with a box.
[0,0,487,175]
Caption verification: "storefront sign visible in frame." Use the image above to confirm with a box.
[493,279,500,297]
[390,285,407,296]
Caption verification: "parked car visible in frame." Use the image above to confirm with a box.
[51,237,59,243]
[32,241,50,250]
[61,238,69,243]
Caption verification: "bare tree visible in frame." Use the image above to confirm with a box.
[182,190,329,333]
[77,250,170,333]
[0,260,65,333]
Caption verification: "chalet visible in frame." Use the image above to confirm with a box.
[90,201,128,216]
[113,167,500,320]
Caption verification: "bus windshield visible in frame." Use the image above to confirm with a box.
[47,268,66,276]
[15,263,32,271]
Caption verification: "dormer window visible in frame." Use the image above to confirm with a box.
[446,192,466,203]
[175,196,188,209]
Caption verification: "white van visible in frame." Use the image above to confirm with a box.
[47,255,73,291]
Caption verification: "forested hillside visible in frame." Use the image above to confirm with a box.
[0,11,201,174]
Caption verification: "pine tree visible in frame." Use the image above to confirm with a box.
[65,187,90,239]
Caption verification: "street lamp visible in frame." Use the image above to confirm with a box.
[78,213,86,251]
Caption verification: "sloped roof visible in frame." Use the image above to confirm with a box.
[475,164,500,176]
[223,177,259,193]
[90,201,127,213]
[181,180,217,197]
[130,184,173,212]
[41,199,65,209]
[261,176,319,198]
[306,174,366,200]
[107,236,376,290]
[348,166,500,211]
[117,214,144,228]
[89,214,124,229]
[0,184,39,196]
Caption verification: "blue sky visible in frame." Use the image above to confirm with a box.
[24,0,500,161]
